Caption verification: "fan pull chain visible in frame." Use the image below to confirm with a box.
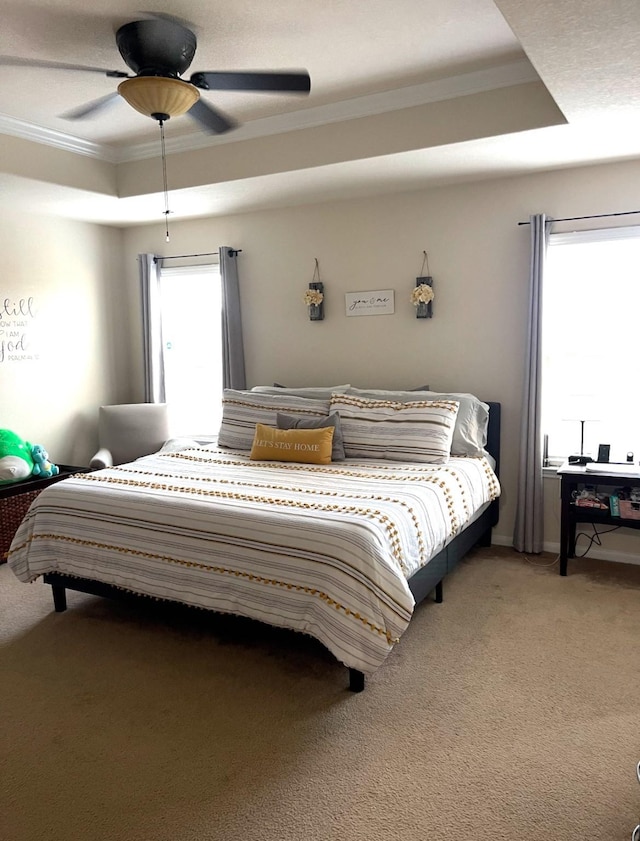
[159,119,171,242]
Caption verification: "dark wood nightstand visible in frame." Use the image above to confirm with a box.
[558,461,640,575]
[1,465,89,562]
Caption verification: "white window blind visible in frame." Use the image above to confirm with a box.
[158,262,223,437]
[542,225,640,464]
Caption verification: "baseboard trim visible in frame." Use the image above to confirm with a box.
[491,533,640,566]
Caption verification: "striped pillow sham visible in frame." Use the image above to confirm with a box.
[329,393,459,463]
[218,389,330,451]
[347,387,488,457]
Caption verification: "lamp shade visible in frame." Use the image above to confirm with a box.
[117,77,199,119]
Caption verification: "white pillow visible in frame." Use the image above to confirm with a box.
[329,394,459,463]
[423,392,489,457]
[346,387,430,401]
[159,438,202,453]
[347,387,488,457]
[218,389,330,451]
[251,384,350,400]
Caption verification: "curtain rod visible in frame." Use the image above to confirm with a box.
[518,210,640,226]
[154,249,242,262]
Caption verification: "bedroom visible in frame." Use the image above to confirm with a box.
[1,1,639,839]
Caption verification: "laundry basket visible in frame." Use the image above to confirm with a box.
[0,466,88,561]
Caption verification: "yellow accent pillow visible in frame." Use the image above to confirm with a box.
[250,423,334,464]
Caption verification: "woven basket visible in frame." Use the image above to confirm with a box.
[1,489,42,562]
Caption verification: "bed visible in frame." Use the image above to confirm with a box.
[7,388,501,692]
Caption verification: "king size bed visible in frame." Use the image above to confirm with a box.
[7,387,501,691]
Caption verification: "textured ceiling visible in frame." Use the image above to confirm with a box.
[0,0,523,145]
[495,0,640,123]
[0,0,639,224]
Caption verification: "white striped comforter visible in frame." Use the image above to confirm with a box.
[8,444,500,675]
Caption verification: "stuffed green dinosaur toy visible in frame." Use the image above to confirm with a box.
[0,429,35,484]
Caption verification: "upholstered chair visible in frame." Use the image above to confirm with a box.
[90,403,170,469]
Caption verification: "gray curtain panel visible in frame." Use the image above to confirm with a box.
[513,214,551,553]
[220,246,247,390]
[139,253,166,404]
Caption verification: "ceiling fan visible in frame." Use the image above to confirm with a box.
[0,14,311,134]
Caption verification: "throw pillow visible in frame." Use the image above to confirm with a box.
[250,423,334,465]
[276,411,346,460]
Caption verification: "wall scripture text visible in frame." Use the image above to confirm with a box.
[0,297,39,363]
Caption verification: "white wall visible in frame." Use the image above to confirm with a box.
[123,156,640,555]
[4,156,640,557]
[0,214,128,466]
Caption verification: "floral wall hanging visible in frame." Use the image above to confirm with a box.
[304,258,324,321]
[412,251,434,318]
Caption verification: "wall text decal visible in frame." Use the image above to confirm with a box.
[0,297,39,363]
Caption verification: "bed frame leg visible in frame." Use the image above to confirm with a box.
[477,527,492,547]
[348,668,365,692]
[434,581,443,603]
[51,584,67,612]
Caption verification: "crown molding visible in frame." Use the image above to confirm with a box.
[0,60,537,165]
[0,112,116,161]
[118,60,539,162]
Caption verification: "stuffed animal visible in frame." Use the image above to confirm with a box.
[0,429,35,484]
[31,444,59,478]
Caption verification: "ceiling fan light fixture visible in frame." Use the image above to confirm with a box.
[117,76,199,120]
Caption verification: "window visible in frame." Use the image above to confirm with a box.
[158,262,223,437]
[542,226,640,464]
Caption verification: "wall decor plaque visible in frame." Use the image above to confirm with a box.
[345,290,394,317]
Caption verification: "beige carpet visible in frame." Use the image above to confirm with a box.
[1,546,639,841]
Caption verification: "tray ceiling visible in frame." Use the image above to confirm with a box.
[0,0,638,224]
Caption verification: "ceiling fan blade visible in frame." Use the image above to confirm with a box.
[189,71,311,94]
[0,55,130,77]
[62,92,122,121]
[187,99,237,134]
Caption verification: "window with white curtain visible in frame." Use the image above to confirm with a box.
[542,226,640,465]
[158,262,223,437]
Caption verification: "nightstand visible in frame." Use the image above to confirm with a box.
[558,462,640,575]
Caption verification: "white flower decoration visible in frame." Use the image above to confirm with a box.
[411,283,434,306]
[304,289,324,306]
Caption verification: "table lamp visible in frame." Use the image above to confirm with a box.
[563,395,598,465]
